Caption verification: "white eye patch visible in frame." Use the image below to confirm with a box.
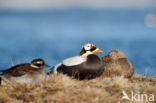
[84,44,92,51]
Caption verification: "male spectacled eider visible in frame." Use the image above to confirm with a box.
[102,50,134,78]
[0,59,49,84]
[52,43,104,80]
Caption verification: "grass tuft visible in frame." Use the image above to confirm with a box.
[0,74,156,103]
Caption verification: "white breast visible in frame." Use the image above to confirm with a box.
[62,56,86,66]
[7,75,34,83]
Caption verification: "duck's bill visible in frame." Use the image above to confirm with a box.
[93,48,103,53]
[44,64,50,67]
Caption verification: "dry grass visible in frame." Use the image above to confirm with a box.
[0,74,156,103]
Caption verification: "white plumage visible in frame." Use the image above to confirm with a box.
[62,56,86,66]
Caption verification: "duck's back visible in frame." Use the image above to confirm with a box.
[3,64,31,77]
[102,57,134,78]
[57,54,104,80]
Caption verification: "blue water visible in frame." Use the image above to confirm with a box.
[0,9,156,76]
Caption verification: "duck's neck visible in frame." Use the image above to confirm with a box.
[30,64,40,69]
[81,51,93,58]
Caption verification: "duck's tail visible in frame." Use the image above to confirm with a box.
[53,63,62,74]
[0,75,11,85]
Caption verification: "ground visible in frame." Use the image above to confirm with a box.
[0,74,156,103]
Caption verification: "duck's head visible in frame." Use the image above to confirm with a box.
[108,50,127,60]
[31,59,50,68]
[80,43,103,56]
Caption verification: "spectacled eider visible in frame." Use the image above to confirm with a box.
[52,43,104,80]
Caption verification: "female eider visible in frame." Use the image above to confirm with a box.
[102,50,134,78]
[0,59,49,84]
[52,43,104,80]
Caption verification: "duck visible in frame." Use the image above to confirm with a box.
[0,58,49,84]
[102,50,134,78]
[52,43,104,80]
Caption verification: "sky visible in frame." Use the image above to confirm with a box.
[0,0,156,10]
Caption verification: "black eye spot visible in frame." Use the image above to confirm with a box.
[35,63,42,67]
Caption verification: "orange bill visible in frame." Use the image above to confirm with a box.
[93,48,103,53]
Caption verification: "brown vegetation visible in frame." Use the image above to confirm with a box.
[0,74,156,103]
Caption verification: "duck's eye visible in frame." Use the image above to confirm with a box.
[85,46,90,50]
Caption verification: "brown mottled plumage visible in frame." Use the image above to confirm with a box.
[102,50,134,78]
